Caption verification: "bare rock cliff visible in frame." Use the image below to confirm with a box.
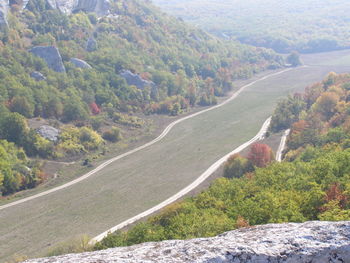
[25,0,110,16]
[0,0,9,28]
[24,221,350,263]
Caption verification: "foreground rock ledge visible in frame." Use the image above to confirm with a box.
[24,221,350,263]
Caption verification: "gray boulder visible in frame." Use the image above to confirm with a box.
[37,125,60,142]
[0,0,9,29]
[23,221,350,263]
[86,37,98,52]
[30,71,46,81]
[46,0,77,14]
[24,0,77,14]
[22,0,30,9]
[29,46,66,73]
[73,0,110,17]
[120,70,158,99]
[70,58,92,69]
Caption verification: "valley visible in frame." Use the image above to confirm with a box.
[2,49,350,261]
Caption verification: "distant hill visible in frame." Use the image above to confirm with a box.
[152,0,350,53]
[0,0,281,196]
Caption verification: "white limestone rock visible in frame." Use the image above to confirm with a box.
[37,125,60,142]
[70,58,92,69]
[22,0,30,9]
[25,0,110,16]
[23,221,350,263]
[0,0,9,29]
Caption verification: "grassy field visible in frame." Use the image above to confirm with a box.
[1,50,350,261]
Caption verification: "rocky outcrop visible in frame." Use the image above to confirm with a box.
[37,125,60,142]
[24,221,350,263]
[29,46,66,73]
[74,0,110,17]
[0,0,9,29]
[25,0,110,16]
[120,70,158,99]
[22,0,30,9]
[70,58,92,69]
[30,71,46,81]
[86,37,98,52]
[45,0,77,14]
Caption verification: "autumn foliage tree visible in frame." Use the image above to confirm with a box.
[313,92,339,120]
[89,102,101,115]
[248,143,274,167]
[324,183,348,209]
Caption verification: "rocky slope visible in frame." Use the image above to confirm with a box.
[0,0,8,28]
[24,0,110,15]
[24,221,350,262]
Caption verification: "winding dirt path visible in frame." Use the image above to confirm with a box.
[0,68,293,212]
[90,117,271,243]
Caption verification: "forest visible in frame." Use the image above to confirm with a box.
[94,72,350,250]
[0,0,283,196]
[153,0,350,53]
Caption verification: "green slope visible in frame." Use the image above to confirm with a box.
[1,50,350,261]
[0,0,282,196]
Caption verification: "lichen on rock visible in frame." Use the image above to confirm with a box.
[37,125,60,142]
[23,221,350,263]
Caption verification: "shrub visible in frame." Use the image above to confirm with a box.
[224,154,253,179]
[103,127,122,143]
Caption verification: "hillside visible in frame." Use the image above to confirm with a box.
[152,0,350,53]
[0,0,282,196]
[2,49,350,261]
[93,71,350,250]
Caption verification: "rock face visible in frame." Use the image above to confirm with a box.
[74,0,110,17]
[0,0,9,29]
[25,0,110,16]
[22,0,30,9]
[24,221,350,263]
[70,58,92,69]
[30,71,46,81]
[37,125,60,142]
[120,70,158,99]
[29,46,66,73]
[45,0,77,14]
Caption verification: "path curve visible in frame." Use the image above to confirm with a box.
[276,129,291,162]
[0,68,293,211]
[90,117,271,243]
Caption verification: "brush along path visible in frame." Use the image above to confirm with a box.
[0,68,291,212]
[91,117,271,243]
